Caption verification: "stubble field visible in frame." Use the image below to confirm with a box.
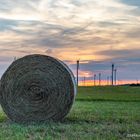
[0,86,140,140]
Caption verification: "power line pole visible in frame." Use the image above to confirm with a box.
[99,73,101,86]
[114,69,117,85]
[94,74,96,86]
[76,60,79,86]
[111,64,114,86]
[84,76,86,86]
[107,76,109,86]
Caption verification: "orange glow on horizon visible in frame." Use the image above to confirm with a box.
[79,80,140,86]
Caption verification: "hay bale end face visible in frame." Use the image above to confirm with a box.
[0,54,76,123]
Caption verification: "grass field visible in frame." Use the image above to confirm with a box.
[0,86,140,140]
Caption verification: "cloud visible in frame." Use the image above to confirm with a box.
[125,28,140,38]
[96,49,140,58]
[121,0,140,7]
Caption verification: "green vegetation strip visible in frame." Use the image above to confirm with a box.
[77,86,140,101]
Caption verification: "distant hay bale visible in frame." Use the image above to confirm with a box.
[0,54,76,123]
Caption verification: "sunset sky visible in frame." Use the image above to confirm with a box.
[0,0,140,85]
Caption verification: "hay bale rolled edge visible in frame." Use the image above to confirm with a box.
[0,54,76,123]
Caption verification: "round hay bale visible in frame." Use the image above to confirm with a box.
[0,54,76,123]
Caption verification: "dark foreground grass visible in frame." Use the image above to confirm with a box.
[0,86,140,140]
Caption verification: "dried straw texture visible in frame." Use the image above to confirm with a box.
[0,54,76,123]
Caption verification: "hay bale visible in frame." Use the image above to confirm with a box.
[0,54,76,123]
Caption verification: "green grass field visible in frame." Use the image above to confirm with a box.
[0,86,140,140]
